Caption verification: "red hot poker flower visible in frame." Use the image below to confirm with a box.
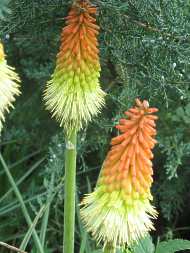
[81,99,158,248]
[44,0,105,132]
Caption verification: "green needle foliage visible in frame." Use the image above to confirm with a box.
[0,0,11,20]
[0,0,190,252]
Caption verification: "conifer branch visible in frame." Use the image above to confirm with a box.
[123,14,190,42]
[94,0,190,42]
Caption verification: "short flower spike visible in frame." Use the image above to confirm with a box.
[0,42,20,133]
[80,99,158,248]
[44,0,105,132]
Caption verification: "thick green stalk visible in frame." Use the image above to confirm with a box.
[0,153,44,253]
[63,130,77,253]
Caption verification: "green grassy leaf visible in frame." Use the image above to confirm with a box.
[20,205,46,250]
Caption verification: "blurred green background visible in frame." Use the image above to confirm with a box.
[0,0,190,252]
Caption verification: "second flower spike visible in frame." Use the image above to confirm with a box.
[44,0,105,132]
[81,99,158,248]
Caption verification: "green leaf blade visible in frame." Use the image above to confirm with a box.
[156,239,190,253]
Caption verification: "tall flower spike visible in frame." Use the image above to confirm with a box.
[0,42,20,133]
[80,99,158,248]
[44,0,105,132]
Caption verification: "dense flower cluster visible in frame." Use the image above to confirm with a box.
[44,0,105,132]
[81,99,158,247]
[0,42,20,133]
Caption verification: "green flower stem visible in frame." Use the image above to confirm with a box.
[0,153,44,253]
[63,130,77,253]
[104,243,116,253]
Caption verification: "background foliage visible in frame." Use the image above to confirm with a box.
[0,0,190,252]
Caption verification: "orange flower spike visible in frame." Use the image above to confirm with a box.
[44,0,105,132]
[80,99,158,248]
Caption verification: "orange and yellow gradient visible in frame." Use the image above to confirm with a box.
[0,42,20,133]
[81,99,158,247]
[44,0,105,132]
